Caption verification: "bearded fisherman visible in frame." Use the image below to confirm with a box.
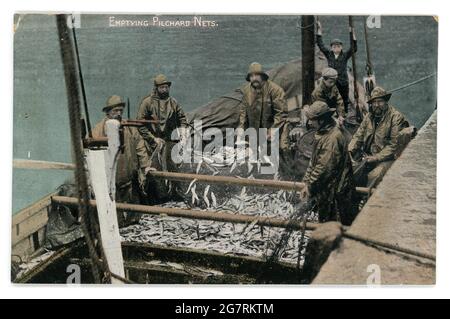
[136,74,188,202]
[298,101,358,225]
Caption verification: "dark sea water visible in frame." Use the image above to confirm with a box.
[12,14,438,213]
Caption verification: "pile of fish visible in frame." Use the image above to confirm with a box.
[14,250,55,280]
[121,145,317,266]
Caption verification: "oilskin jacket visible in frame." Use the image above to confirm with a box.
[316,35,357,86]
[136,91,187,185]
[348,105,409,162]
[303,122,354,199]
[311,79,346,118]
[238,80,287,130]
[136,92,188,145]
[91,118,141,187]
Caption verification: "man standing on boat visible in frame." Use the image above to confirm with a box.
[238,62,288,153]
[316,21,357,114]
[91,95,143,226]
[136,74,188,202]
[311,67,346,126]
[298,101,358,226]
[348,87,410,187]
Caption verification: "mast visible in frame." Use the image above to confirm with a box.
[348,16,362,122]
[301,15,316,106]
[57,14,126,284]
[71,15,93,138]
[56,14,103,283]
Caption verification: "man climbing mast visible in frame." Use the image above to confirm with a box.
[316,20,357,116]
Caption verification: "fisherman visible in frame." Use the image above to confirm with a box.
[91,95,125,138]
[238,62,288,151]
[316,21,357,114]
[298,101,358,225]
[348,86,410,187]
[311,67,346,126]
[91,95,143,225]
[136,74,188,202]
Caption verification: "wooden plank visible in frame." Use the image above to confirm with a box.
[12,205,49,246]
[11,237,34,261]
[13,159,75,171]
[86,147,125,283]
[12,192,54,227]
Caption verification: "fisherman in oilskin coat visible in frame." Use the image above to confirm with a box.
[238,62,288,151]
[136,74,188,202]
[316,21,357,114]
[91,95,143,226]
[311,67,346,125]
[298,101,358,225]
[348,86,410,187]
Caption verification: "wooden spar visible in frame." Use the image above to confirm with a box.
[51,195,319,231]
[301,15,316,106]
[348,16,361,121]
[147,170,373,195]
[13,159,76,170]
[12,159,373,195]
[85,119,125,283]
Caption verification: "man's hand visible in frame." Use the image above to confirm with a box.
[267,128,277,142]
[364,155,378,163]
[316,21,322,35]
[351,28,357,40]
[154,137,165,149]
[289,127,303,142]
[144,166,156,175]
[338,116,345,126]
[298,182,310,201]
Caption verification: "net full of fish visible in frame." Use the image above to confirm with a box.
[121,145,317,266]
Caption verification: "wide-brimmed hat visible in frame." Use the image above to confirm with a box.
[304,101,336,120]
[367,86,392,104]
[103,95,125,112]
[321,67,338,79]
[246,62,269,82]
[154,74,172,87]
[330,38,343,46]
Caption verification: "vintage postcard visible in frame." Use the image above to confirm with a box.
[11,14,437,285]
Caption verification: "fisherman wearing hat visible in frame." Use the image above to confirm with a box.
[298,101,358,225]
[316,21,357,114]
[348,86,409,187]
[136,74,188,202]
[91,95,143,226]
[137,74,187,157]
[91,95,125,138]
[311,67,346,125]
[238,62,288,149]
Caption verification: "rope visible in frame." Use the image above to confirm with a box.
[110,272,135,284]
[71,14,93,138]
[343,231,436,262]
[389,73,436,93]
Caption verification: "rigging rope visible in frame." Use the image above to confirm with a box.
[389,73,437,93]
[343,231,436,262]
